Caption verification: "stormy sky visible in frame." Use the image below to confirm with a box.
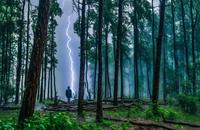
[55,0,80,100]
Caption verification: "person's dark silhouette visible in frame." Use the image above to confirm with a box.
[66,86,72,103]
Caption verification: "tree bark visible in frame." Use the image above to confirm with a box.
[18,0,50,124]
[78,0,86,116]
[146,63,152,99]
[133,0,139,100]
[152,0,166,109]
[190,0,196,94]
[40,62,44,102]
[105,26,111,98]
[180,0,189,88]
[44,47,48,100]
[24,0,31,89]
[93,30,98,99]
[96,0,103,122]
[163,36,167,103]
[114,0,123,106]
[120,38,124,100]
[152,0,155,78]
[171,0,179,95]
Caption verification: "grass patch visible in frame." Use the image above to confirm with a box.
[0,110,18,121]
[105,105,200,123]
[0,111,131,130]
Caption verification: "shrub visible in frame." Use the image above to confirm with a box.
[177,94,197,114]
[0,119,16,130]
[24,112,80,130]
[145,106,178,121]
[0,112,81,130]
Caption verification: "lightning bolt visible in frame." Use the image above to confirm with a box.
[66,16,75,90]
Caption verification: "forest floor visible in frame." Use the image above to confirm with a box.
[44,100,200,130]
[0,100,200,130]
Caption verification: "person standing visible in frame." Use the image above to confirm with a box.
[66,86,72,103]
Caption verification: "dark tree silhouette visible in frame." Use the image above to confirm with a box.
[96,0,103,123]
[18,0,50,124]
[180,0,189,87]
[152,0,166,110]
[133,0,139,100]
[113,0,123,106]
[171,0,179,94]
[78,0,86,117]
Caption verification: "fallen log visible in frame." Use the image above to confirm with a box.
[0,106,20,110]
[82,102,142,112]
[164,120,200,128]
[103,103,142,110]
[104,117,175,130]
[44,107,77,112]
[45,102,143,113]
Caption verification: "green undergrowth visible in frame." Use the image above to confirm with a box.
[0,111,131,130]
[0,104,199,130]
[0,110,18,121]
[106,105,200,123]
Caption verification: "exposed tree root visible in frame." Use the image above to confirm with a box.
[46,101,142,112]
[163,120,200,128]
[104,117,175,130]
[0,106,20,110]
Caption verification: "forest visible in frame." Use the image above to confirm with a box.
[0,0,200,129]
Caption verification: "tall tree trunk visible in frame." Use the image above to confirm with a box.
[105,26,111,98]
[44,48,48,100]
[78,0,86,116]
[163,36,167,103]
[18,0,50,124]
[50,16,54,100]
[15,0,26,104]
[146,62,152,99]
[171,0,179,95]
[96,0,103,123]
[180,0,189,88]
[85,7,91,100]
[0,28,5,104]
[47,69,51,99]
[133,0,139,100]
[190,0,196,94]
[152,0,155,77]
[120,40,124,100]
[53,63,57,100]
[113,0,123,106]
[40,62,44,102]
[152,0,166,110]
[25,0,30,89]
[93,30,98,99]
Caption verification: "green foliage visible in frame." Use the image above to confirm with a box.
[145,106,178,121]
[0,112,131,130]
[0,119,16,130]
[168,97,177,106]
[24,112,80,130]
[177,94,198,114]
[81,120,130,130]
[0,112,81,130]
